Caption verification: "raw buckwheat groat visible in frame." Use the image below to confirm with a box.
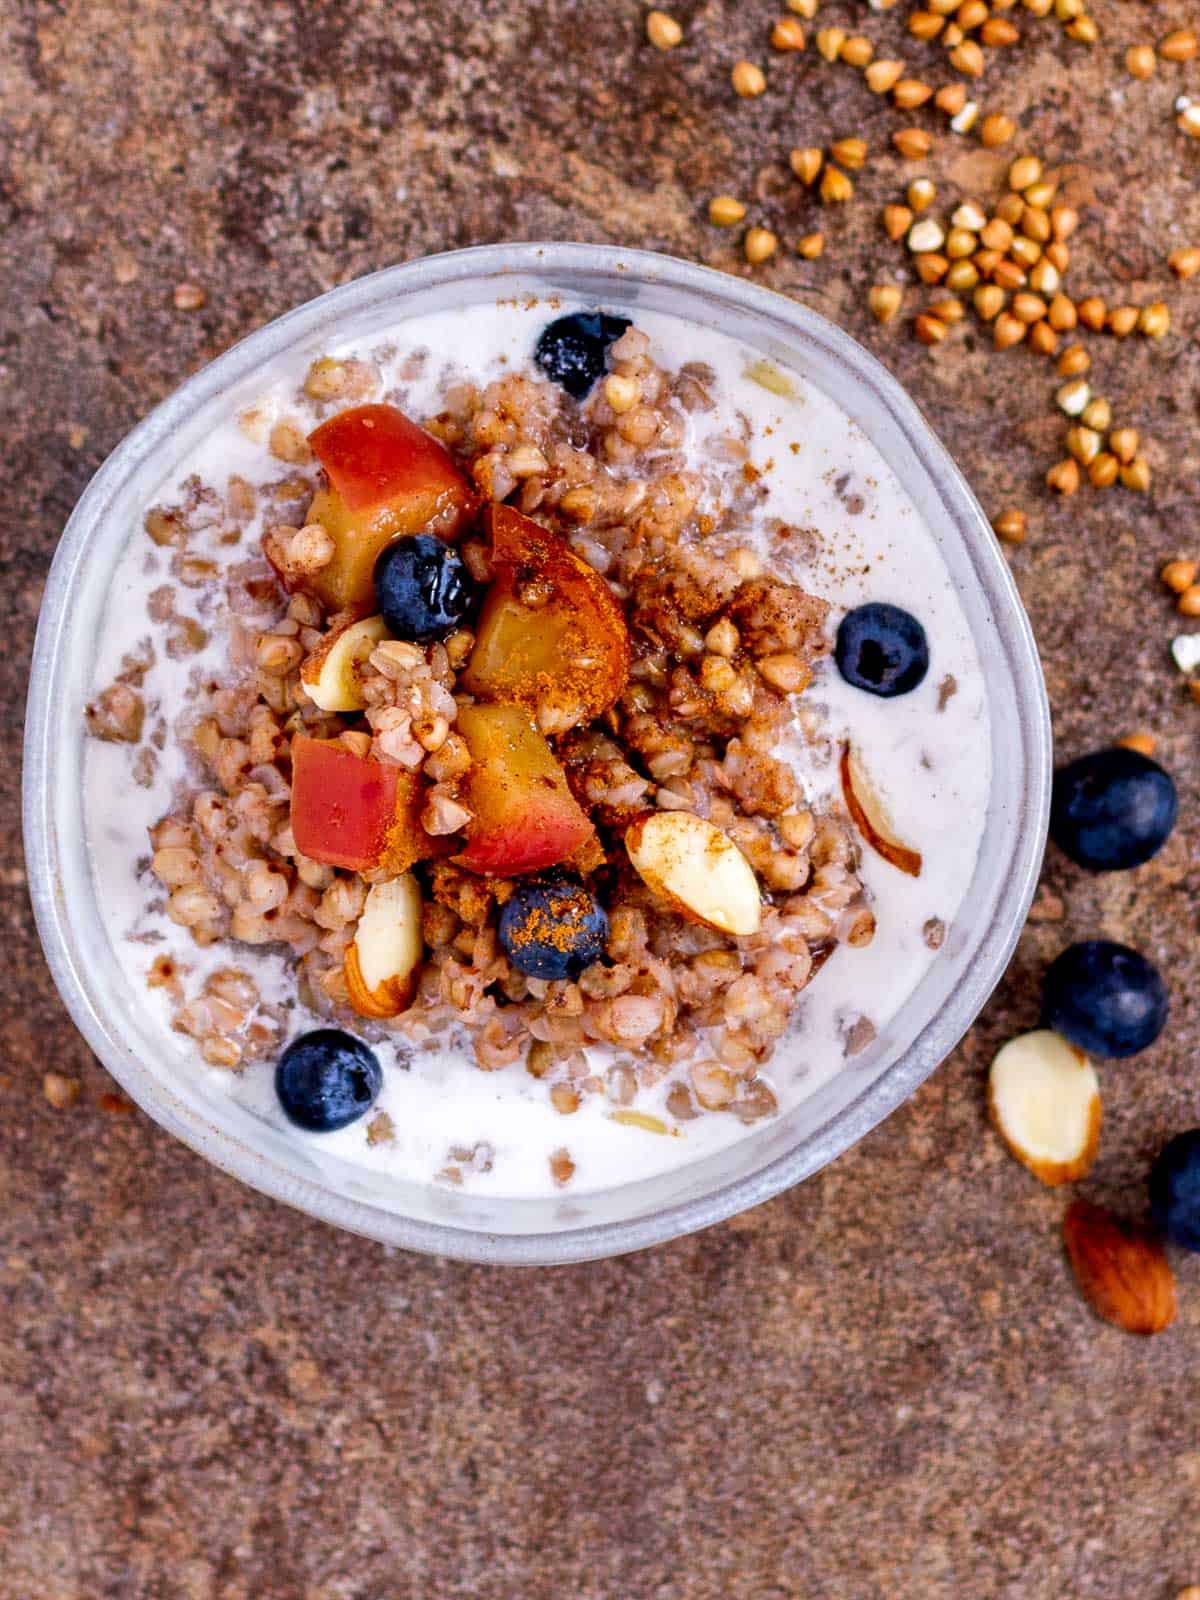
[84,298,990,1195]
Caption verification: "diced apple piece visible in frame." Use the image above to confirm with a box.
[344,873,424,1020]
[300,615,389,712]
[309,402,474,517]
[454,703,595,877]
[290,735,438,875]
[461,505,629,730]
[839,744,923,878]
[988,1029,1102,1186]
[291,736,398,873]
[301,404,477,614]
[625,811,762,937]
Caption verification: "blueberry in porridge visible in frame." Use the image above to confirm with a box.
[498,880,609,982]
[835,602,930,698]
[276,1027,383,1133]
[83,298,990,1197]
[534,310,632,398]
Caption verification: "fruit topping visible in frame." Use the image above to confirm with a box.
[1041,939,1168,1058]
[1050,746,1178,871]
[839,743,923,877]
[987,1029,1101,1185]
[373,534,476,643]
[624,810,762,937]
[454,703,596,877]
[299,403,476,614]
[1149,1129,1200,1253]
[534,309,632,399]
[497,877,609,981]
[344,874,424,1020]
[461,505,630,731]
[835,601,930,697]
[309,402,471,517]
[275,1027,382,1132]
[290,735,442,876]
[1062,1199,1177,1336]
[300,614,389,713]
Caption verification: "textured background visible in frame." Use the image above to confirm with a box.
[3,1,1200,1596]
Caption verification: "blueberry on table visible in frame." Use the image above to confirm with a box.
[1041,940,1168,1058]
[835,603,930,698]
[275,1028,382,1132]
[534,310,632,400]
[498,878,609,980]
[1149,1129,1200,1253]
[373,534,475,643]
[1050,747,1177,871]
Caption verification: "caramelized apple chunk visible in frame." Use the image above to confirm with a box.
[284,404,477,615]
[290,735,444,876]
[461,505,630,733]
[454,702,596,877]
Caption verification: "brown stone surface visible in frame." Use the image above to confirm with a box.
[3,2,1200,1595]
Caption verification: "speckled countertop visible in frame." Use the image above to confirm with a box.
[2,3,1199,1596]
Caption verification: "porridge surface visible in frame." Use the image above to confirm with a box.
[84,297,990,1198]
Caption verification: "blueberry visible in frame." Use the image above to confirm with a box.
[275,1028,382,1132]
[835,602,930,698]
[534,310,632,400]
[1050,747,1177,871]
[498,877,608,981]
[1041,940,1168,1058]
[373,535,475,643]
[1149,1129,1200,1253]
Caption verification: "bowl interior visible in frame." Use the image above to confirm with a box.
[24,244,1050,1263]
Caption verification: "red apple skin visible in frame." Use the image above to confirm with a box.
[460,505,629,723]
[299,404,477,614]
[309,404,471,515]
[454,703,596,877]
[290,735,442,875]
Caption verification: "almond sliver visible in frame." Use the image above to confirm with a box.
[988,1028,1101,1186]
[300,614,389,712]
[840,743,923,877]
[625,810,762,937]
[345,873,423,1020]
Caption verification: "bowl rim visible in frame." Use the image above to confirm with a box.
[23,241,1051,1265]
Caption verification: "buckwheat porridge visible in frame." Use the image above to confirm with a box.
[83,297,990,1197]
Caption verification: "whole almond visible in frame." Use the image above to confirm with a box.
[1063,1200,1177,1336]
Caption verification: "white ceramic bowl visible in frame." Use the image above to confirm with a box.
[24,244,1051,1264]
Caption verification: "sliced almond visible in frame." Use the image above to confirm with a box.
[606,1109,680,1136]
[988,1029,1101,1185]
[344,873,423,1020]
[839,744,923,877]
[1063,1200,1177,1336]
[625,811,761,937]
[300,614,390,712]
